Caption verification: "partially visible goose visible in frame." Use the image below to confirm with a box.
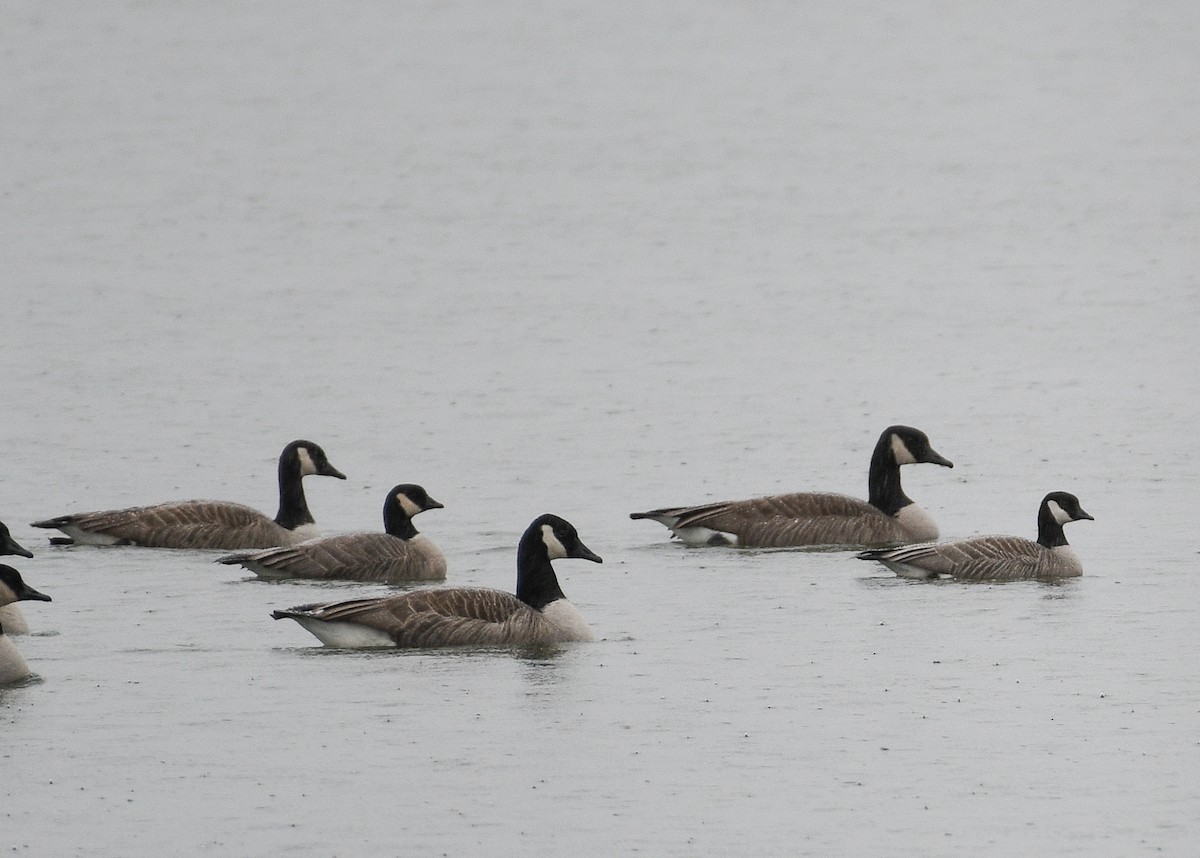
[271,513,601,648]
[630,425,953,548]
[857,491,1093,581]
[31,440,346,550]
[0,520,35,635]
[217,483,446,583]
[0,521,31,559]
[0,565,52,684]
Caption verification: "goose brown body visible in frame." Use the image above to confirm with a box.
[36,501,305,550]
[274,587,584,647]
[224,533,446,582]
[644,492,930,548]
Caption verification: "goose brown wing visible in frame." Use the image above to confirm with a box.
[289,588,541,647]
[229,533,444,582]
[676,492,898,548]
[887,535,1044,581]
[56,501,286,549]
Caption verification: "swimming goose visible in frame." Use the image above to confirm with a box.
[271,513,601,648]
[857,491,1093,581]
[0,520,35,635]
[630,425,953,548]
[0,565,52,684]
[30,440,346,550]
[217,483,447,583]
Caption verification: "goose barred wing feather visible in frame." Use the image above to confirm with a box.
[36,501,288,549]
[221,533,446,582]
[878,536,1045,581]
[278,589,554,647]
[675,493,899,548]
[389,590,552,647]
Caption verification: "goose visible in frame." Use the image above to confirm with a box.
[0,521,32,559]
[630,425,953,548]
[217,483,447,583]
[0,565,52,684]
[0,519,35,635]
[31,440,346,550]
[271,513,601,648]
[857,491,1093,581]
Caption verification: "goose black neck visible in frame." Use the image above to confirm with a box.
[382,501,418,540]
[516,532,566,611]
[274,456,315,530]
[1037,504,1070,548]
[867,436,911,516]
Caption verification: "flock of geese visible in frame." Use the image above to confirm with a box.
[0,426,1093,683]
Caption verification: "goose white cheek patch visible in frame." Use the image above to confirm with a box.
[541,524,568,560]
[1047,500,1072,525]
[296,447,317,476]
[890,434,918,465]
[398,494,423,518]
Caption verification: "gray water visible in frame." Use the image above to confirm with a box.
[3,1,1198,855]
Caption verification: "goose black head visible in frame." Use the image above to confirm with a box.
[882,425,954,469]
[1036,491,1092,548]
[0,522,33,559]
[515,514,601,610]
[0,564,52,605]
[391,484,444,518]
[284,440,347,480]
[527,514,603,564]
[1042,491,1093,525]
[382,484,444,538]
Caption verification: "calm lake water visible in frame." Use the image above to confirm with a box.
[3,1,1198,855]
